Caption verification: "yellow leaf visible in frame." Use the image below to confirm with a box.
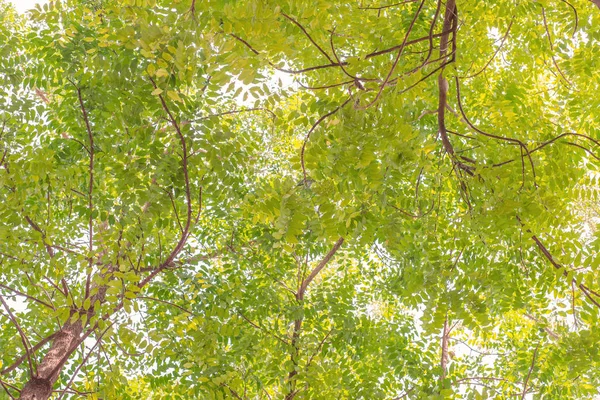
[151,88,163,95]
[423,143,436,154]
[167,90,182,102]
[140,49,153,58]
[155,68,169,78]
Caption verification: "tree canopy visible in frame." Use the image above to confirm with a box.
[1,0,600,399]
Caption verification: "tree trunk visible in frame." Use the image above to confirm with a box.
[19,322,83,400]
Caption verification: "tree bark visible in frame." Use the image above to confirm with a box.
[440,316,449,384]
[19,322,83,400]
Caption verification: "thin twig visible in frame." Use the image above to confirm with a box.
[0,294,35,377]
[281,13,334,63]
[0,284,54,310]
[360,0,426,109]
[520,345,540,400]
[300,97,352,185]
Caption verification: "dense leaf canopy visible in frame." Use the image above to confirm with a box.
[1,0,600,399]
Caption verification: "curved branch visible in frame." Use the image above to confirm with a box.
[330,28,376,82]
[195,107,276,122]
[525,224,600,310]
[238,311,289,346]
[229,33,346,75]
[300,97,352,185]
[73,86,95,300]
[559,0,578,37]
[520,345,539,400]
[454,77,535,187]
[365,29,453,59]
[463,17,514,79]
[0,294,35,377]
[298,80,354,91]
[281,13,334,64]
[138,296,194,316]
[140,78,194,288]
[0,284,54,311]
[493,132,600,167]
[1,332,57,376]
[541,6,572,86]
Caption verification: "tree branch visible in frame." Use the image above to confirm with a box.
[281,13,334,64]
[0,294,35,377]
[1,332,57,376]
[300,97,352,185]
[140,78,194,288]
[0,284,54,311]
[297,238,345,300]
[521,345,539,400]
[360,0,426,109]
[70,86,95,301]
[440,314,450,384]
[55,323,112,400]
[24,216,54,258]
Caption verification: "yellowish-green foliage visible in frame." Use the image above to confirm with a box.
[0,0,600,399]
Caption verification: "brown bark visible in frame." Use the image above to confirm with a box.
[440,315,449,384]
[285,238,344,399]
[19,322,83,400]
[437,0,457,156]
[12,80,195,400]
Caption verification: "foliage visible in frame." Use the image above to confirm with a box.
[0,0,600,399]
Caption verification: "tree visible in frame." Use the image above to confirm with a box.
[0,0,599,398]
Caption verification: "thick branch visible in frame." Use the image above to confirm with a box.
[437,0,457,156]
[55,324,112,400]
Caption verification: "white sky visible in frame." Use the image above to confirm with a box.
[9,0,48,13]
